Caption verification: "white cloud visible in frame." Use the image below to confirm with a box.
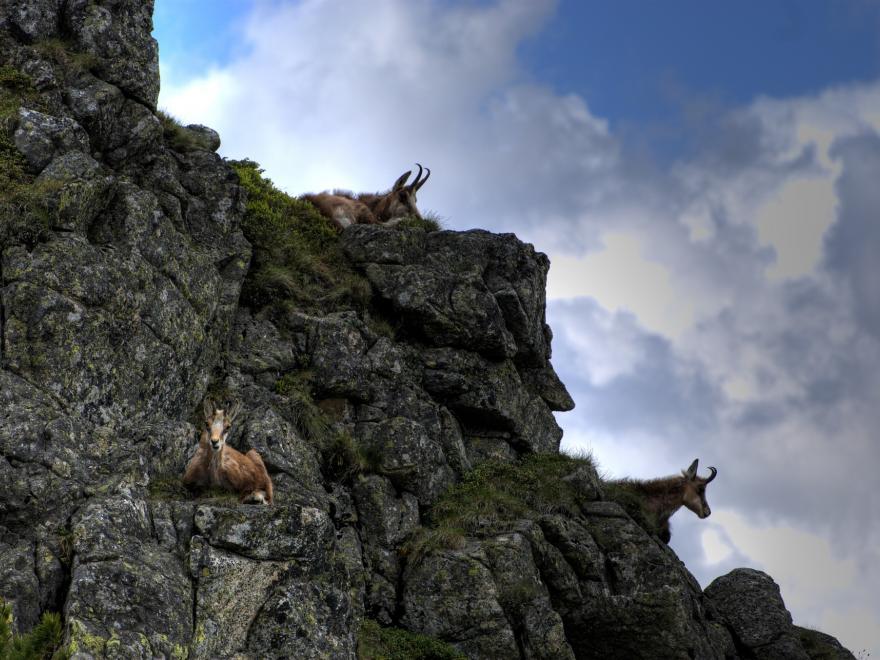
[700,527,733,565]
[712,510,858,599]
[753,175,838,280]
[548,232,697,338]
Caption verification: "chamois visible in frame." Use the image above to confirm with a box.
[182,400,274,504]
[303,163,431,230]
[609,458,717,543]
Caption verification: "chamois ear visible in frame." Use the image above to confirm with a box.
[683,459,699,480]
[391,170,412,191]
[203,399,215,424]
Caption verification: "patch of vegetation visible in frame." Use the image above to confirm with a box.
[57,528,74,569]
[146,475,239,505]
[357,619,465,660]
[274,370,329,442]
[156,109,213,153]
[32,38,99,75]
[393,211,442,233]
[0,600,71,660]
[322,428,372,482]
[364,312,398,340]
[0,66,53,248]
[404,452,597,563]
[0,66,36,117]
[230,159,371,315]
[274,370,373,482]
[796,626,858,660]
[599,480,662,538]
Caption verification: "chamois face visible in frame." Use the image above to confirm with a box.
[374,163,430,224]
[681,459,717,519]
[203,400,240,453]
[378,187,421,222]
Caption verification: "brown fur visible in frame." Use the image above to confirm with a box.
[182,401,274,504]
[302,192,376,229]
[611,458,716,543]
[303,164,430,230]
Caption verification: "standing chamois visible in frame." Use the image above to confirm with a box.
[303,163,431,230]
[183,400,274,504]
[608,459,717,543]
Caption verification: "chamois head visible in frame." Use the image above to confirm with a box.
[202,399,242,453]
[680,459,717,519]
[372,163,430,224]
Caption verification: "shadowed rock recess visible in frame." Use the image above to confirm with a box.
[0,2,855,659]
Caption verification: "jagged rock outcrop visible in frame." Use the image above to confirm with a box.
[704,569,856,660]
[0,1,855,659]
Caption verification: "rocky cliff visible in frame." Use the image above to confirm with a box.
[0,1,856,659]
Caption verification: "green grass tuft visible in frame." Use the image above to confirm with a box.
[230,159,371,315]
[33,39,99,75]
[404,452,598,563]
[274,370,330,441]
[147,474,240,505]
[598,480,662,538]
[156,109,214,153]
[392,211,442,232]
[57,528,74,569]
[0,66,54,248]
[0,600,71,660]
[357,619,465,660]
[322,429,370,482]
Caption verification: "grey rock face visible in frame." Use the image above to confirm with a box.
[14,107,89,172]
[67,493,194,657]
[5,0,61,41]
[342,227,559,368]
[186,123,221,152]
[794,626,858,660]
[705,568,812,660]
[187,505,357,659]
[402,512,732,660]
[402,543,520,659]
[64,0,160,108]
[353,474,420,622]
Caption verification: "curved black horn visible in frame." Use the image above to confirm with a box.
[705,466,717,483]
[415,166,430,191]
[409,163,424,189]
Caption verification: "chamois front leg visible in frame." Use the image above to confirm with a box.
[182,430,211,492]
[244,449,274,505]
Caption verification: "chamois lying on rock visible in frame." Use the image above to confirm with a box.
[183,400,274,504]
[608,458,716,543]
[303,163,430,230]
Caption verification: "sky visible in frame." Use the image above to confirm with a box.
[154,0,880,654]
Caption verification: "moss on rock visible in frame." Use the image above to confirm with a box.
[405,452,598,562]
[357,618,465,660]
[230,158,371,315]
